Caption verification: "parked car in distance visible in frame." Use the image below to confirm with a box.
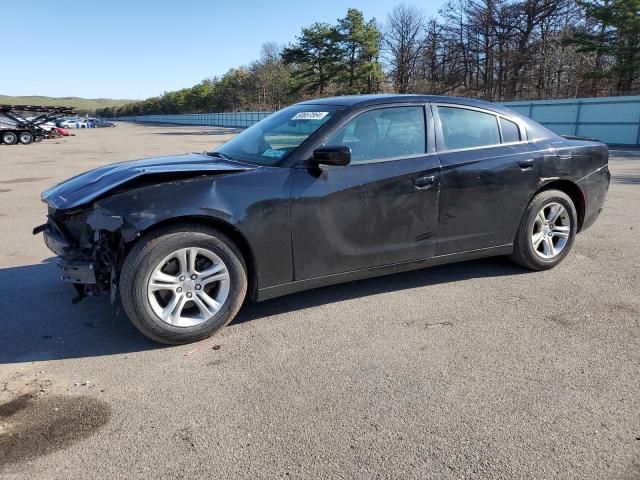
[35,94,610,345]
[59,118,88,129]
[91,118,116,128]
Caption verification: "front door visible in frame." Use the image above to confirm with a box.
[291,105,441,280]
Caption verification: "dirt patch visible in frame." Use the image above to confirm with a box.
[18,160,56,165]
[604,302,640,316]
[0,395,31,418]
[545,314,576,328]
[0,177,50,185]
[425,321,453,328]
[0,394,111,467]
[204,359,225,367]
[175,426,196,450]
[0,189,10,193]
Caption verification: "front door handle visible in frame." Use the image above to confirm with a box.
[518,159,535,170]
[414,175,435,189]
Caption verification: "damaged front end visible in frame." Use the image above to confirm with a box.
[33,152,256,304]
[34,206,124,304]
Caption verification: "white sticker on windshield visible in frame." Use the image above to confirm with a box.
[291,111,329,120]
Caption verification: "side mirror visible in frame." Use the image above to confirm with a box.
[312,145,351,167]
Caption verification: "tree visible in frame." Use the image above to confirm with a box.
[283,23,342,95]
[503,0,573,99]
[336,9,383,94]
[184,79,215,112]
[567,0,640,94]
[383,3,427,93]
[250,43,295,109]
[97,1,639,118]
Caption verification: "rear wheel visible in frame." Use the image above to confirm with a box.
[19,131,34,145]
[510,189,577,270]
[2,131,18,145]
[119,224,247,344]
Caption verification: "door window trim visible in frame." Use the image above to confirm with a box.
[294,103,436,168]
[432,103,530,154]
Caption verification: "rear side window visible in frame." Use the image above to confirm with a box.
[500,117,521,143]
[438,106,501,150]
[326,106,426,163]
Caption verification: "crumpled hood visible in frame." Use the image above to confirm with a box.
[42,152,255,210]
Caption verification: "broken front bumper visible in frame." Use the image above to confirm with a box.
[41,226,97,284]
[58,259,97,284]
[41,225,68,257]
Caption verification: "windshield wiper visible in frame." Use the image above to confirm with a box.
[205,151,236,161]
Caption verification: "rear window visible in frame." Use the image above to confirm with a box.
[500,117,521,143]
[438,107,501,150]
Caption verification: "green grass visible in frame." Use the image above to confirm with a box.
[0,95,134,112]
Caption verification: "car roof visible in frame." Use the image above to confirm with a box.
[296,94,516,116]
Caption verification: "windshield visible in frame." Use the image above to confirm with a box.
[213,105,339,166]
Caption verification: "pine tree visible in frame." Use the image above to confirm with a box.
[282,23,341,95]
[336,9,383,94]
[568,0,640,94]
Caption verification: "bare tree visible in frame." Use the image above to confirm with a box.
[383,3,427,93]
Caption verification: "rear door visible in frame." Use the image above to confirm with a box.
[290,104,441,280]
[433,104,540,255]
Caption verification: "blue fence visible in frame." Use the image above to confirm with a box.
[113,112,273,128]
[114,95,640,146]
[501,95,640,146]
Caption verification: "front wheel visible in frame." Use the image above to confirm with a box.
[510,189,578,271]
[119,225,247,344]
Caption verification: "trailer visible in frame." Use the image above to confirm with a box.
[0,105,75,145]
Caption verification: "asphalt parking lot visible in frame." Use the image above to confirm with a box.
[0,123,638,479]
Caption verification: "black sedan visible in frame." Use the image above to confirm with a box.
[35,95,610,344]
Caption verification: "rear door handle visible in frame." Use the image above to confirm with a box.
[518,159,534,170]
[414,175,435,189]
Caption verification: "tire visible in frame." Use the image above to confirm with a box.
[19,131,34,145]
[510,189,577,271]
[119,224,247,345]
[2,131,18,145]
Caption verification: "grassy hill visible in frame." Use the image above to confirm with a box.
[0,95,134,112]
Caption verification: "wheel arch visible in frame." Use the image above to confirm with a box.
[126,215,259,301]
[535,179,585,232]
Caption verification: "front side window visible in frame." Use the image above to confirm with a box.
[215,105,338,165]
[325,106,426,164]
[438,106,501,150]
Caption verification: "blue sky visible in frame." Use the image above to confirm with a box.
[3,0,443,99]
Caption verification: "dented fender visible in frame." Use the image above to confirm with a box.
[85,167,295,290]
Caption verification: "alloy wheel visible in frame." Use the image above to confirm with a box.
[147,247,230,327]
[531,202,571,259]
